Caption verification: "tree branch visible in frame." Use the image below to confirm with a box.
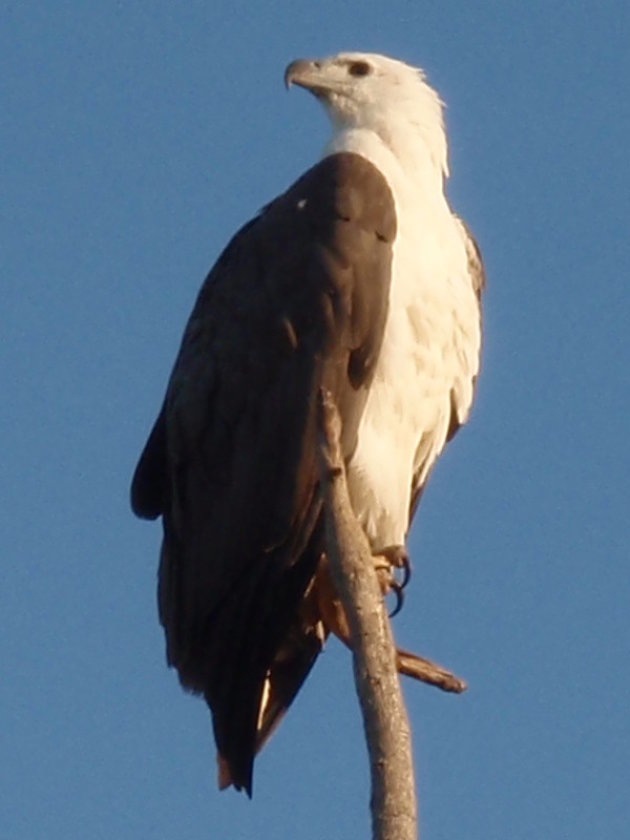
[317,389,417,840]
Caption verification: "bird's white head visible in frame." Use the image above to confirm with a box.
[285,51,449,180]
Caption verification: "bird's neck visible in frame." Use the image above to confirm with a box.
[324,124,447,199]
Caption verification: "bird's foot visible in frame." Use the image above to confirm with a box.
[372,544,412,618]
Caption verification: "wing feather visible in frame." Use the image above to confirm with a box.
[131,152,396,793]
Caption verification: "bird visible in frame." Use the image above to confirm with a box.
[131,51,484,797]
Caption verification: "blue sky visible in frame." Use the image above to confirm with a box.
[2,2,629,838]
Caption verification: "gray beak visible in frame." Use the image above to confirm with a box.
[284,58,325,93]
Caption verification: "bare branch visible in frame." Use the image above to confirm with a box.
[396,648,467,694]
[317,389,417,840]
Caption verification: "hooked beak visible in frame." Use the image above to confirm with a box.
[284,58,328,96]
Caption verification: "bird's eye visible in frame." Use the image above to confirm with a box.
[347,61,371,77]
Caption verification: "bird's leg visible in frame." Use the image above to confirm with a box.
[372,545,412,617]
[311,552,404,643]
[311,553,466,693]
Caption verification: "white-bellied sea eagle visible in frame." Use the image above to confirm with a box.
[131,51,484,796]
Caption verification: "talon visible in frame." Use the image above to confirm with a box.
[380,544,412,589]
[388,581,404,618]
[396,555,411,589]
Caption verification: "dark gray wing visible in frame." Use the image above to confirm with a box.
[131,152,396,794]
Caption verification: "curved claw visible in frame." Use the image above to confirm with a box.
[380,545,411,590]
[395,554,411,589]
[373,545,412,616]
[388,581,404,618]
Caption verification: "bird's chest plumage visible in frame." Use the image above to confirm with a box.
[346,195,481,550]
